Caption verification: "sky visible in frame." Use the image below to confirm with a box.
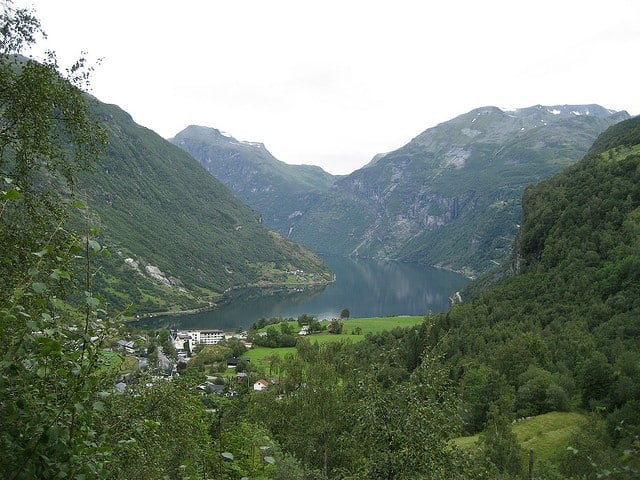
[16,0,640,175]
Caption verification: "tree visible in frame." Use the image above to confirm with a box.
[350,353,467,479]
[340,308,350,319]
[328,318,344,334]
[248,344,354,477]
[0,3,110,478]
[224,336,248,358]
[479,404,523,477]
[101,373,211,479]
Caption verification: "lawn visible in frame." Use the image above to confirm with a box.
[244,315,425,368]
[452,411,587,464]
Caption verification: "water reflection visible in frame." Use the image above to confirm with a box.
[138,256,469,331]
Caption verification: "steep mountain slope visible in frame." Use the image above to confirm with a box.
[290,104,628,275]
[427,116,640,462]
[77,102,332,314]
[169,126,336,235]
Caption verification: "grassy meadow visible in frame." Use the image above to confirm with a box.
[243,315,425,368]
[453,411,588,465]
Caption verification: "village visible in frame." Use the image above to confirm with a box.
[111,317,341,395]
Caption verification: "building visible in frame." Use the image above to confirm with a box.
[253,379,269,391]
[197,329,226,345]
[171,329,226,351]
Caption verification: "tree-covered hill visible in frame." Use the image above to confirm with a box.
[77,102,332,314]
[424,115,640,475]
[4,4,638,478]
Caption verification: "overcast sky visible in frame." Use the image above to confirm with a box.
[17,0,640,175]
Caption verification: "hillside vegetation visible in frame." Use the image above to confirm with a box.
[288,105,628,275]
[2,6,639,478]
[77,102,332,314]
[183,117,640,479]
[170,125,336,235]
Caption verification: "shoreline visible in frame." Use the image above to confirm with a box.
[124,278,334,323]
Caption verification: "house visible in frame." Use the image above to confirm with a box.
[207,383,225,395]
[227,356,251,368]
[227,357,239,368]
[116,339,136,355]
[253,379,269,391]
[197,329,226,345]
[171,331,195,352]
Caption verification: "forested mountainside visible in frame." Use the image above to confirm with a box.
[170,125,336,235]
[76,102,332,314]
[425,115,640,473]
[288,105,628,276]
[235,117,640,478]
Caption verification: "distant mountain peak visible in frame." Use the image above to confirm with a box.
[172,125,269,152]
[500,103,625,119]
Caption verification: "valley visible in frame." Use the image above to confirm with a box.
[174,105,628,278]
[1,9,639,477]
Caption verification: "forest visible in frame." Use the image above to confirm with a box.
[1,3,639,479]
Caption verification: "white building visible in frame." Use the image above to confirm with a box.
[197,329,226,345]
[253,379,269,391]
[171,329,226,351]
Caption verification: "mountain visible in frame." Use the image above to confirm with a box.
[169,126,336,235]
[77,102,332,315]
[427,115,640,457]
[288,104,629,276]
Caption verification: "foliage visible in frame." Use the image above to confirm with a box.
[479,405,524,476]
[77,100,333,314]
[101,373,211,479]
[0,3,113,478]
[3,3,640,479]
[425,116,640,475]
[327,318,343,334]
[347,353,466,479]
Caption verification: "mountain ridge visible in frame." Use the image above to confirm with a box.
[77,101,333,314]
[170,125,336,234]
[289,104,629,275]
[171,104,628,277]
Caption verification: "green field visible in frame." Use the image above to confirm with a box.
[243,315,425,368]
[453,411,587,464]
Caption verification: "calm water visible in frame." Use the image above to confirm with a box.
[139,256,469,331]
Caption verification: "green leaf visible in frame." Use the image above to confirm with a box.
[88,239,101,252]
[221,452,234,461]
[3,188,22,200]
[85,295,100,308]
[263,456,276,464]
[32,282,47,294]
[49,269,70,281]
[92,401,104,412]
